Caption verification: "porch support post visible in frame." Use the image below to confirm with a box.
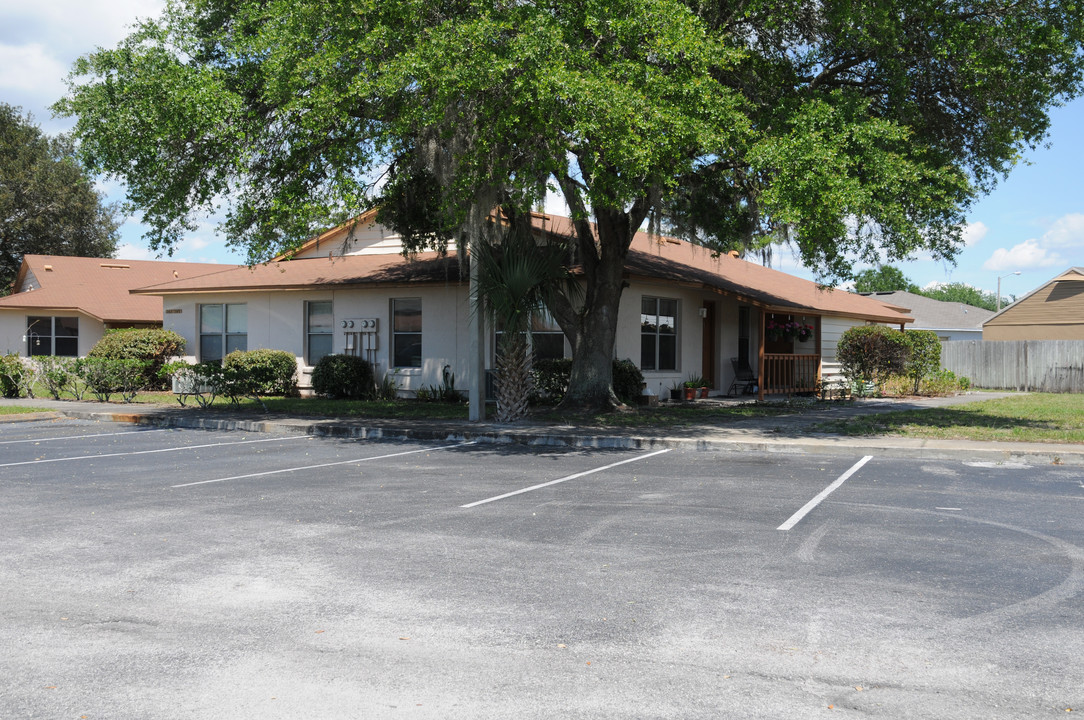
[758,311,766,402]
[468,245,485,422]
[815,315,823,388]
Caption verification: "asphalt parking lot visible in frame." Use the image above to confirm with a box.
[1,417,1082,719]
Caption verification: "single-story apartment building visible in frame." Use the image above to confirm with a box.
[133,211,912,400]
[0,254,239,357]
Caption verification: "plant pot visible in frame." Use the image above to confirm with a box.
[699,387,709,399]
[669,389,683,401]
[684,387,696,400]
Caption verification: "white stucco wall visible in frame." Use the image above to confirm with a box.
[0,311,105,357]
[162,283,477,394]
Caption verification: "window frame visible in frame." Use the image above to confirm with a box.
[26,316,79,357]
[199,303,247,364]
[493,309,567,364]
[305,300,334,366]
[391,297,422,368]
[640,296,678,372]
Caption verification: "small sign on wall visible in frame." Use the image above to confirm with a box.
[165,308,183,314]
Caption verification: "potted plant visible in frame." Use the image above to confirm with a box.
[669,380,683,401]
[685,375,708,399]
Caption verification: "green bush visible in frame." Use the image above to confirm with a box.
[222,349,298,396]
[34,356,78,399]
[612,358,645,403]
[310,355,375,399]
[902,330,942,395]
[530,358,572,405]
[529,358,644,405]
[0,353,32,398]
[80,357,148,402]
[837,325,911,388]
[88,328,186,389]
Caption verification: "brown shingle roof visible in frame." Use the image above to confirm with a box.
[530,214,913,324]
[133,212,912,324]
[0,255,241,323]
[132,251,464,294]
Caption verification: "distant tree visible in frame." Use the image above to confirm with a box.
[920,283,1002,312]
[0,104,119,294]
[853,266,920,293]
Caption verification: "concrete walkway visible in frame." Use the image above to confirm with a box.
[1,392,1082,466]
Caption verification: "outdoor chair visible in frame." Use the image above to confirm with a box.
[727,357,758,396]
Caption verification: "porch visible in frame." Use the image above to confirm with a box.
[756,312,822,401]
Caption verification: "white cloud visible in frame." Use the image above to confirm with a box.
[982,238,1064,271]
[962,221,988,247]
[0,44,68,95]
[1040,213,1084,248]
[114,243,157,261]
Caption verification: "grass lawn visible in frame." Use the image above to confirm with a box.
[0,405,51,415]
[815,393,1084,444]
[28,386,796,426]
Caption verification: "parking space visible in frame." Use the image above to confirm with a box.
[1,419,1081,719]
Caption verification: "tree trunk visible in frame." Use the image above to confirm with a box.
[551,204,644,412]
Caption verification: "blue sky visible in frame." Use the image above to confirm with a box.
[3,0,1081,302]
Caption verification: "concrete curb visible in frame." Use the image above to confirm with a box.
[49,407,1084,466]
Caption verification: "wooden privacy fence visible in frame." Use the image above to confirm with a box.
[941,340,1084,393]
[762,353,821,395]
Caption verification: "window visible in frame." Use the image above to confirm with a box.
[306,301,333,365]
[391,298,422,368]
[494,310,566,363]
[640,297,677,371]
[27,316,78,357]
[200,303,247,363]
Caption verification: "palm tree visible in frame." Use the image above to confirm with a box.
[472,214,575,423]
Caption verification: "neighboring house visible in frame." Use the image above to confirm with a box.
[0,255,240,357]
[134,211,912,399]
[859,290,993,341]
[983,267,1084,340]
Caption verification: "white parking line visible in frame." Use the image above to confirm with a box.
[461,448,672,509]
[0,428,172,445]
[0,435,310,469]
[777,455,873,531]
[172,442,475,487]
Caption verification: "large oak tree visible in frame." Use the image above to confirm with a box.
[56,0,1084,409]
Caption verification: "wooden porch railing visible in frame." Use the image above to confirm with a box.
[761,353,821,396]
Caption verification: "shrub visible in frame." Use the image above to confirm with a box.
[837,325,911,388]
[530,358,572,405]
[310,355,375,399]
[529,358,644,405]
[88,328,186,389]
[612,358,645,403]
[902,330,942,395]
[0,353,32,398]
[34,356,78,399]
[80,357,148,402]
[222,349,298,396]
